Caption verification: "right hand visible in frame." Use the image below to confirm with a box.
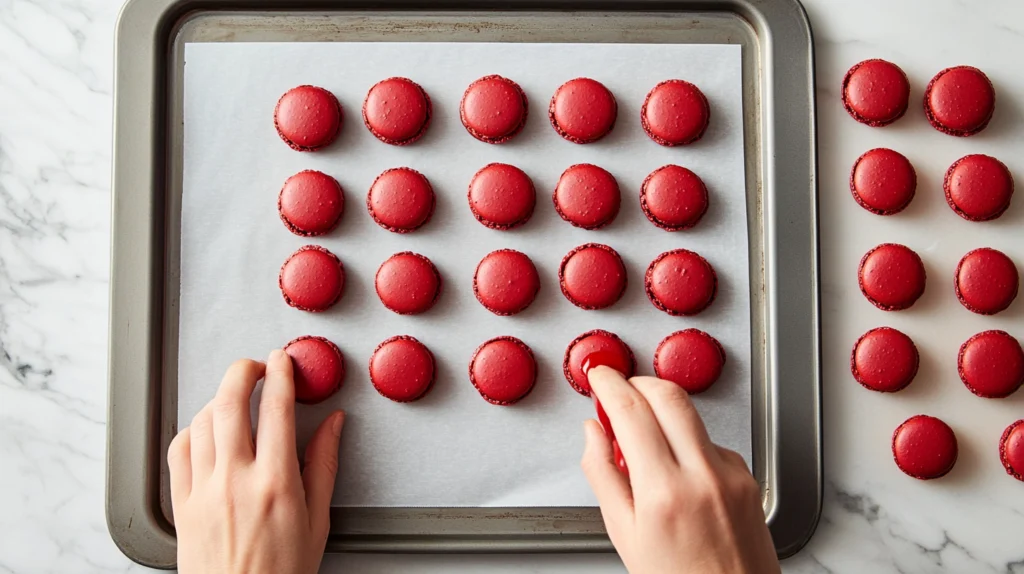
[581,365,780,574]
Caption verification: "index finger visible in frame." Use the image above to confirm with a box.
[588,366,677,486]
[256,349,298,467]
[628,376,715,468]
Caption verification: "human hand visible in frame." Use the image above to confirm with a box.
[168,349,345,574]
[581,363,779,574]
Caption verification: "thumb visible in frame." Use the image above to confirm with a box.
[303,410,344,536]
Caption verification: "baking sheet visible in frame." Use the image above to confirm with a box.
[178,41,749,507]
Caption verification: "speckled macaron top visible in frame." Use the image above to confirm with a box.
[473,249,540,316]
[1000,420,1024,482]
[367,167,435,233]
[274,85,343,151]
[284,335,345,405]
[278,170,344,236]
[955,248,1018,315]
[892,415,958,480]
[553,164,621,230]
[374,252,441,315]
[563,329,636,396]
[640,165,709,230]
[645,249,717,316]
[559,243,627,310]
[548,78,617,144]
[850,148,917,215]
[369,335,436,402]
[641,79,711,146]
[842,59,911,127]
[467,163,536,230]
[944,154,1014,222]
[958,330,1024,399]
[460,75,529,144]
[653,329,726,395]
[362,77,432,145]
[850,327,919,393]
[858,243,926,311]
[469,336,537,405]
[279,245,345,312]
[924,66,995,137]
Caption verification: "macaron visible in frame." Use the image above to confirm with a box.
[469,336,537,405]
[924,66,995,137]
[943,154,1014,222]
[368,335,435,402]
[955,248,1018,315]
[375,252,441,315]
[559,243,627,310]
[467,163,536,230]
[553,164,620,230]
[460,75,528,144]
[641,79,711,146]
[1000,420,1024,482]
[653,329,726,395]
[274,85,343,151]
[367,167,435,233]
[563,329,636,396]
[283,336,345,404]
[279,246,345,312]
[278,170,344,236]
[645,249,717,316]
[858,243,926,311]
[958,330,1024,399]
[850,327,919,392]
[548,78,617,144]
[892,415,958,480]
[473,249,540,316]
[841,59,911,127]
[362,77,431,145]
[640,165,709,231]
[850,148,917,216]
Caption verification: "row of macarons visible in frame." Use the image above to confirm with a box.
[842,60,995,136]
[277,163,710,237]
[891,414,1022,483]
[274,76,711,150]
[858,245,1018,314]
[280,327,725,408]
[850,150,1013,221]
[279,245,718,317]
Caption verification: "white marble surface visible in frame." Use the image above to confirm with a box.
[2,0,1023,572]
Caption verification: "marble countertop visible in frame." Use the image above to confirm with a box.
[3,0,1023,571]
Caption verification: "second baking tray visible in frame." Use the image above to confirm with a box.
[108,0,820,568]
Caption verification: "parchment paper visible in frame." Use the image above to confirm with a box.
[179,42,748,507]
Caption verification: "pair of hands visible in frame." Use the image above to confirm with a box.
[169,353,779,573]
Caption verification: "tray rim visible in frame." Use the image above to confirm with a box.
[107,0,820,568]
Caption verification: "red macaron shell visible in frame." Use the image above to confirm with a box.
[469,337,537,405]
[278,170,345,236]
[362,77,432,145]
[467,163,536,230]
[892,415,958,480]
[958,330,1024,399]
[1000,420,1024,482]
[955,248,1019,315]
[924,66,995,137]
[473,249,540,316]
[841,59,911,127]
[549,78,617,144]
[640,165,709,231]
[369,336,436,402]
[858,244,926,311]
[653,329,726,395]
[375,252,441,315]
[279,246,345,312]
[274,85,343,152]
[553,164,621,230]
[641,79,711,146]
[645,249,717,316]
[559,243,627,310]
[850,148,917,216]
[563,329,636,396]
[944,155,1014,222]
[284,336,345,404]
[367,168,435,233]
[850,327,919,392]
[460,75,529,144]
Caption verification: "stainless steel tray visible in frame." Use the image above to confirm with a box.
[108,0,820,568]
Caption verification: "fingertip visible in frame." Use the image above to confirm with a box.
[332,410,345,438]
[267,348,292,372]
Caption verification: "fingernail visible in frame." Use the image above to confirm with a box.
[269,348,286,363]
[582,351,623,376]
[331,412,344,437]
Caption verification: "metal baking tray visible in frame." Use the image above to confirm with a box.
[108,0,820,568]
